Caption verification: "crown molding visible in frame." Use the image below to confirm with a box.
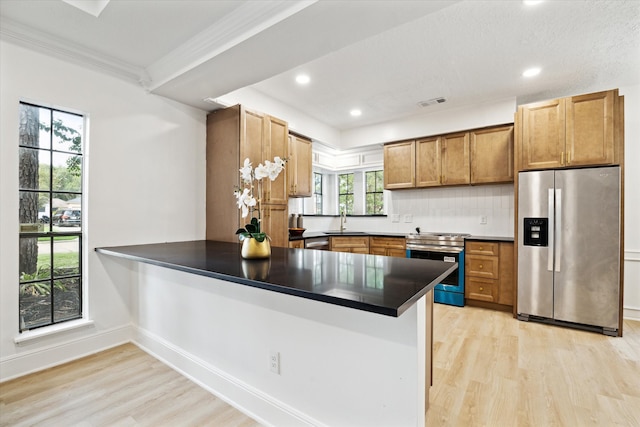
[145,0,317,92]
[0,17,149,87]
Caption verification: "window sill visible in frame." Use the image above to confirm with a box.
[14,319,95,346]
[302,214,388,217]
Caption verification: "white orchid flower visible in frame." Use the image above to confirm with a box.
[239,158,253,184]
[268,157,285,180]
[254,162,269,180]
[235,187,256,218]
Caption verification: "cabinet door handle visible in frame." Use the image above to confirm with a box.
[567,150,571,165]
[479,264,483,269]
[479,246,484,251]
[479,287,484,291]
[561,151,565,165]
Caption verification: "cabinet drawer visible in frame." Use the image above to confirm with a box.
[466,277,498,302]
[288,240,304,249]
[369,236,406,250]
[465,255,499,279]
[330,236,370,250]
[466,241,499,256]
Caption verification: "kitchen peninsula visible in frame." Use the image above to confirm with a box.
[96,240,457,426]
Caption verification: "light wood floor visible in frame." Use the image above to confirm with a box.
[1,304,639,426]
[0,344,262,427]
[426,304,640,426]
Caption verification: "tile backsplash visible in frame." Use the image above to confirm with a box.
[301,184,514,237]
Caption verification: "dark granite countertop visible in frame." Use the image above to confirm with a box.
[465,236,514,242]
[96,240,456,317]
[289,231,408,241]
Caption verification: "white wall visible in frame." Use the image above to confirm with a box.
[217,86,341,147]
[340,97,517,149]
[619,85,640,320]
[0,41,206,380]
[304,184,514,238]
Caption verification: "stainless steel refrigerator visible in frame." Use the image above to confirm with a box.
[517,166,621,336]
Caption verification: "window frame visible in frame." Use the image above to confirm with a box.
[18,102,84,333]
[313,172,323,214]
[338,173,354,215]
[365,170,384,215]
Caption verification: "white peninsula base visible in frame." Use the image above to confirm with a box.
[129,262,432,426]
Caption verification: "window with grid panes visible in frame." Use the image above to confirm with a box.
[365,170,384,215]
[18,102,84,332]
[338,173,354,215]
[313,172,323,214]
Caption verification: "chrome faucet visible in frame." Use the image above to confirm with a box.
[340,209,347,232]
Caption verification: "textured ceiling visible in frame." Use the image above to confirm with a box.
[1,0,639,133]
[250,0,640,129]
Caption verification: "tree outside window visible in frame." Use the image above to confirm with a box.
[338,173,354,215]
[18,102,83,332]
[365,170,384,215]
[314,172,323,214]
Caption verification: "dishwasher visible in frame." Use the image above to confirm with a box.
[304,236,330,251]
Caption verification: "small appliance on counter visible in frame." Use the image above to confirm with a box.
[406,230,470,307]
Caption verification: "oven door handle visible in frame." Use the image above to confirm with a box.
[406,245,463,253]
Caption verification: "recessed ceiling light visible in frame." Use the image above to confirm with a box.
[522,67,541,77]
[350,109,362,117]
[523,0,543,6]
[295,74,310,85]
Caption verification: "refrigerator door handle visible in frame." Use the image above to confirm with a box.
[547,188,554,272]
[555,189,562,272]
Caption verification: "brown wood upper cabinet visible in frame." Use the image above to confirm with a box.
[518,89,620,171]
[288,134,313,197]
[384,140,415,189]
[470,125,514,184]
[440,132,470,186]
[415,132,470,187]
[206,105,289,247]
[385,124,512,189]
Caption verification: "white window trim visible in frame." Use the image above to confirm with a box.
[14,318,95,346]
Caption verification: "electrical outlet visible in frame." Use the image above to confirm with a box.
[480,216,487,224]
[404,214,413,223]
[269,350,280,374]
[392,214,400,223]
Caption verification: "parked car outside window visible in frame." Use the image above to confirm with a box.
[52,209,81,227]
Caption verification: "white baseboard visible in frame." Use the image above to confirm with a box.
[623,306,640,322]
[0,323,133,382]
[133,326,321,427]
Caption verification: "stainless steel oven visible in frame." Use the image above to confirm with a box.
[406,232,470,307]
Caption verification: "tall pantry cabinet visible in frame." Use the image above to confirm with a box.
[206,105,289,248]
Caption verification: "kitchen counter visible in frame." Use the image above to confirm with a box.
[96,239,456,317]
[289,230,409,241]
[465,235,514,242]
[96,239,448,425]
[291,231,513,242]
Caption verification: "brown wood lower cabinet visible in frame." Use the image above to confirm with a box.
[369,236,406,257]
[288,240,304,249]
[465,240,514,312]
[330,236,370,254]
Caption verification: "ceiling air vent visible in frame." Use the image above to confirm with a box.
[418,97,447,107]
